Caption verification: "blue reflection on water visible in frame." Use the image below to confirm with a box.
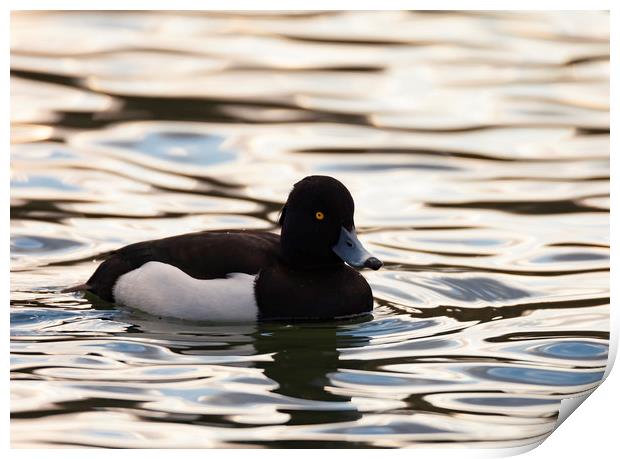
[10,309,118,336]
[11,309,82,326]
[458,397,558,407]
[103,131,236,166]
[535,341,608,360]
[533,252,609,263]
[326,421,451,435]
[11,235,83,253]
[341,318,437,337]
[11,175,82,191]
[94,341,152,353]
[481,366,604,386]
[333,371,455,387]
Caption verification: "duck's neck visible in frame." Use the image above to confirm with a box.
[279,237,344,271]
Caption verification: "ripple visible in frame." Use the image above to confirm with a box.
[331,369,461,391]
[12,50,227,79]
[531,250,609,263]
[424,392,560,417]
[10,222,98,271]
[101,131,236,167]
[11,124,54,144]
[11,175,82,192]
[11,235,82,254]
[471,365,605,387]
[11,77,118,124]
[500,339,610,365]
[419,276,531,302]
[533,341,608,359]
[368,271,534,308]
[11,308,83,329]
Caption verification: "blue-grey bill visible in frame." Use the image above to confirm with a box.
[332,227,383,270]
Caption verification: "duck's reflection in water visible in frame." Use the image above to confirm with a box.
[253,317,373,425]
[117,309,373,427]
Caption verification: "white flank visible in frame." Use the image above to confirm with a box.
[112,261,258,322]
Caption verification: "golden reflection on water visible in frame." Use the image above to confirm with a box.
[10,10,609,448]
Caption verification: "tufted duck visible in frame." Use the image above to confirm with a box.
[62,175,382,321]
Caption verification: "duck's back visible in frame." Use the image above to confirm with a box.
[87,230,280,302]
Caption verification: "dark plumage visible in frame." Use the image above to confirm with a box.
[63,175,382,321]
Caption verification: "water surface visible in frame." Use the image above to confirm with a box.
[10,11,609,448]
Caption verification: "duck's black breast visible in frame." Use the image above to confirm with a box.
[255,262,373,320]
[87,230,280,302]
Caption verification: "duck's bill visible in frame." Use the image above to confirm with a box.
[332,227,383,270]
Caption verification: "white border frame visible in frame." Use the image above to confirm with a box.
[4,1,616,457]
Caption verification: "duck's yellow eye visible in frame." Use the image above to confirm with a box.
[315,211,325,221]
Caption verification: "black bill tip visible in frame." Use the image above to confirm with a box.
[364,257,383,270]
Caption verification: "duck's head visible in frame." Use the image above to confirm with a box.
[278,175,383,270]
